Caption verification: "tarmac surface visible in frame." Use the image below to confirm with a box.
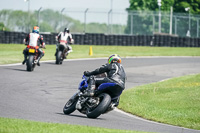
[0,57,200,133]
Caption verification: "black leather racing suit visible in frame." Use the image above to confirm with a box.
[85,62,126,99]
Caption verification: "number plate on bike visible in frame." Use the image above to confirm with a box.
[29,49,35,53]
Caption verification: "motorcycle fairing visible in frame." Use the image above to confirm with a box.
[98,83,116,91]
[78,75,88,91]
[79,75,122,99]
[97,83,122,100]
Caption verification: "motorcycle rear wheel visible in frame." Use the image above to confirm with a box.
[86,93,111,119]
[27,55,35,72]
[56,51,63,64]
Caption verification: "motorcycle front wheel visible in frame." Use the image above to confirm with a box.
[63,98,78,115]
[86,93,111,119]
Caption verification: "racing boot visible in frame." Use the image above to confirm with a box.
[83,76,96,96]
[112,97,120,107]
[37,61,40,66]
[104,97,120,113]
[37,50,44,66]
[36,55,42,66]
[64,50,69,59]
[36,56,42,66]
[22,54,27,65]
[54,49,58,56]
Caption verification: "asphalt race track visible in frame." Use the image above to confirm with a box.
[0,57,200,133]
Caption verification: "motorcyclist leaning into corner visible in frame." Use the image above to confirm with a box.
[83,54,126,107]
[22,26,45,66]
[55,28,74,58]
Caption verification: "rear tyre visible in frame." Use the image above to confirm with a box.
[56,51,62,64]
[86,93,111,119]
[27,55,34,71]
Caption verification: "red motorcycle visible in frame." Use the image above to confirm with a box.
[26,45,45,71]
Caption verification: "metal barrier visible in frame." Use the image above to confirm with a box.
[0,31,199,47]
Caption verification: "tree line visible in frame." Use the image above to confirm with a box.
[1,0,199,36]
[125,0,200,37]
[0,9,126,34]
[127,0,200,14]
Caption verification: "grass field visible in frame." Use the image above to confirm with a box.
[0,43,200,64]
[0,43,200,132]
[119,74,200,130]
[0,117,150,133]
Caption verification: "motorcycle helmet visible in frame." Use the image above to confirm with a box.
[108,54,121,64]
[64,28,70,33]
[32,26,39,34]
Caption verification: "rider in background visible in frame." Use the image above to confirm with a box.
[55,28,74,58]
[83,54,126,107]
[22,26,45,66]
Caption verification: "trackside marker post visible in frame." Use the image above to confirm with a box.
[89,46,93,56]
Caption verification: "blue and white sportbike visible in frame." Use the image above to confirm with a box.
[63,75,121,119]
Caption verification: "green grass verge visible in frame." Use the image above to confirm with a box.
[1,44,200,132]
[0,44,200,64]
[118,74,200,130]
[0,117,150,133]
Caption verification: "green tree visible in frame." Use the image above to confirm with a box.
[0,22,10,31]
[0,9,125,34]
[174,0,200,14]
[128,0,200,14]
[39,22,54,32]
[126,0,200,36]
[128,0,174,11]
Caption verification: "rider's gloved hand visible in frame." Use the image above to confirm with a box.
[71,39,74,44]
[84,71,91,76]
[42,43,46,49]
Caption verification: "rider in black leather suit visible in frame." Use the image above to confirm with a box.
[83,54,126,106]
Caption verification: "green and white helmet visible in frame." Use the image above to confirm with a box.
[108,54,121,64]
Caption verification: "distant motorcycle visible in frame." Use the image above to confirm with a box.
[55,42,70,65]
[26,46,45,71]
[63,74,120,119]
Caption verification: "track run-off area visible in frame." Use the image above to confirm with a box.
[0,57,200,133]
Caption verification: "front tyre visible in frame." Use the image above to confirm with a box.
[63,98,78,115]
[56,51,62,64]
[27,55,34,71]
[86,93,111,119]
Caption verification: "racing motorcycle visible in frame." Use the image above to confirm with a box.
[55,42,70,65]
[26,46,45,72]
[63,74,120,119]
